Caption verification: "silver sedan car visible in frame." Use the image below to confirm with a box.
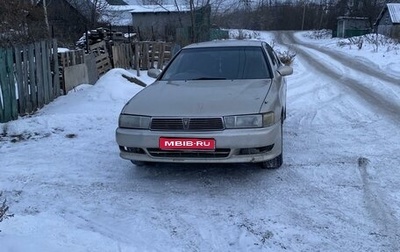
[116,40,293,168]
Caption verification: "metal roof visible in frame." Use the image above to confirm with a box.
[387,3,400,23]
[129,4,190,13]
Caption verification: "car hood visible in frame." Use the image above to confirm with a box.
[122,79,272,117]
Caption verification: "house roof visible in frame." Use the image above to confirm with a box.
[337,16,368,20]
[387,3,400,23]
[375,3,400,25]
[123,0,179,4]
[129,4,190,13]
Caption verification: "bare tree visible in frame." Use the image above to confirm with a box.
[66,0,109,28]
[0,0,47,46]
[42,0,51,36]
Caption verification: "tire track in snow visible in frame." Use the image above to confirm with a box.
[275,31,400,125]
[284,32,400,85]
[275,31,400,250]
[357,157,400,251]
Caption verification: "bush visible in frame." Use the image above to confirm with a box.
[0,191,13,226]
[306,29,332,40]
[229,29,261,40]
[276,49,297,66]
[337,33,399,53]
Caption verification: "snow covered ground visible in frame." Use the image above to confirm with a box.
[1,30,399,251]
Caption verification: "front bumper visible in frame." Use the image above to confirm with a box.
[116,122,282,164]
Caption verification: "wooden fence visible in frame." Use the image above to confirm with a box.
[0,48,17,122]
[58,49,85,93]
[0,39,59,123]
[112,41,172,76]
[90,41,112,76]
[1,40,173,123]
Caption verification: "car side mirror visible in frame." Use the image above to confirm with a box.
[276,66,293,76]
[147,68,162,78]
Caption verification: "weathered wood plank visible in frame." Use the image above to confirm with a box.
[143,42,150,70]
[150,43,156,69]
[45,41,53,102]
[0,48,18,123]
[35,42,44,108]
[14,45,25,114]
[28,44,38,111]
[0,49,9,122]
[52,39,60,97]
[7,48,18,120]
[158,43,165,69]
[22,45,32,113]
[134,43,140,76]
[40,41,50,104]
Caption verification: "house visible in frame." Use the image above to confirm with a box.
[132,4,212,44]
[36,0,93,46]
[129,4,192,41]
[101,4,136,31]
[374,3,400,39]
[336,16,370,38]
[102,1,212,44]
[100,4,191,41]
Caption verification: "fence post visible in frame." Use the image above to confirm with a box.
[134,42,140,76]
[28,44,38,111]
[35,42,44,109]
[52,39,60,97]
[40,41,50,105]
[14,45,26,114]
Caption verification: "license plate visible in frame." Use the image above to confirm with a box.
[159,137,215,150]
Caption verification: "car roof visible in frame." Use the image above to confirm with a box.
[183,39,265,49]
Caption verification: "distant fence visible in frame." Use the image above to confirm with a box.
[111,41,173,73]
[0,39,59,123]
[1,39,174,123]
[131,42,172,76]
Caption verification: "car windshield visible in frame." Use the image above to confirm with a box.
[160,47,272,81]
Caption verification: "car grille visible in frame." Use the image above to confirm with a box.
[150,118,224,131]
[147,148,230,158]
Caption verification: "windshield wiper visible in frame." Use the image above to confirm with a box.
[192,77,227,80]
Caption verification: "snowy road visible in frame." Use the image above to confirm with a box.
[276,31,400,251]
[276,31,400,123]
[1,31,400,251]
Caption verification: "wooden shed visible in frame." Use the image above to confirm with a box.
[336,16,370,38]
[375,3,400,39]
[37,0,92,46]
[129,4,192,41]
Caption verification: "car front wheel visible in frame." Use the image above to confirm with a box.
[260,153,283,169]
[260,120,283,169]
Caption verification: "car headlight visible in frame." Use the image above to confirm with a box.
[224,112,275,129]
[119,114,151,129]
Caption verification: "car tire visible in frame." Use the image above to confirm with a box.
[130,160,154,167]
[261,153,283,169]
[260,120,283,169]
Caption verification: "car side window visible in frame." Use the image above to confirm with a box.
[264,43,278,66]
[273,51,283,67]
